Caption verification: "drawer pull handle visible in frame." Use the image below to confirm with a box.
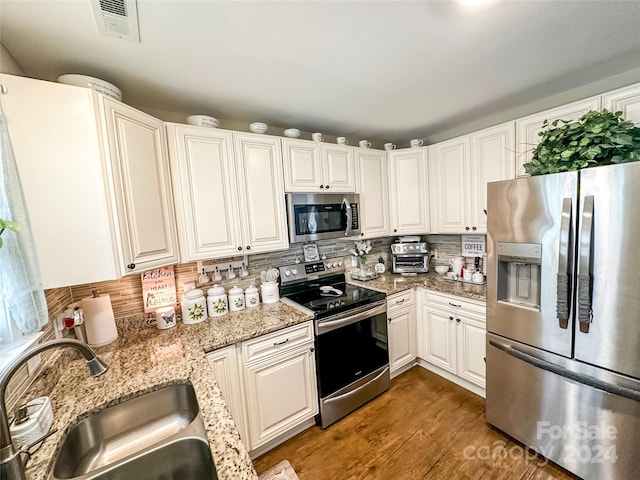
[448,302,462,308]
[273,338,290,346]
[396,298,405,304]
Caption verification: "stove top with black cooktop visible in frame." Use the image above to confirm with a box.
[279,262,386,320]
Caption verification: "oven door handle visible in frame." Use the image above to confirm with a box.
[316,301,387,335]
[324,366,390,404]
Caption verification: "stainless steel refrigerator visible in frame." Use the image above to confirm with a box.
[486,162,640,480]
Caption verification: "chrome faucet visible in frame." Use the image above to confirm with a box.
[0,338,108,480]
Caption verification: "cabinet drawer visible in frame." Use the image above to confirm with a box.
[422,290,486,317]
[387,290,413,312]
[242,321,314,364]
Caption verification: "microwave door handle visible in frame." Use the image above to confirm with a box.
[556,197,572,329]
[342,198,352,236]
[577,195,594,334]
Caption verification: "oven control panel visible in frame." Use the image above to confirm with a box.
[279,260,345,286]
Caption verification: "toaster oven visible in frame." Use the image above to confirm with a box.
[391,242,430,274]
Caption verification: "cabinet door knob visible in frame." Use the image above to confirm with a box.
[393,229,397,233]
[465,226,470,231]
[237,246,243,251]
[127,263,136,270]
[456,318,461,323]
[319,184,324,189]
[310,347,315,353]
[325,185,330,190]
[246,245,251,251]
[472,226,477,231]
[449,316,454,321]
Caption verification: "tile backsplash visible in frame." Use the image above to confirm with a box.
[46,234,475,326]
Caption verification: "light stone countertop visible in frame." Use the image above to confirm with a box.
[24,301,313,480]
[347,270,487,302]
[24,276,482,480]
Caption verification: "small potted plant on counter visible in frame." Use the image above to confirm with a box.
[523,109,640,176]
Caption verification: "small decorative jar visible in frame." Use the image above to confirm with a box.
[228,285,245,312]
[207,285,228,318]
[181,288,207,324]
[245,285,260,308]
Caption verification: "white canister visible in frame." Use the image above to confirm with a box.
[181,289,207,324]
[245,285,260,308]
[207,285,228,317]
[260,282,280,304]
[228,286,245,312]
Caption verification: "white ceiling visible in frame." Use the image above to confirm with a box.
[1,0,639,146]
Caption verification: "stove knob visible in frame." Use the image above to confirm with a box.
[291,268,298,276]
[338,261,343,267]
[326,263,332,269]
[332,262,338,268]
[284,270,291,277]
[328,302,334,309]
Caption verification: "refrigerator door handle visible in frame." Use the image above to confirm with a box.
[556,197,573,329]
[489,339,640,402]
[577,195,594,333]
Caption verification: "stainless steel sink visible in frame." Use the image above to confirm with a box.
[49,383,218,480]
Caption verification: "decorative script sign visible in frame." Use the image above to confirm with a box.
[461,234,486,257]
[141,266,177,313]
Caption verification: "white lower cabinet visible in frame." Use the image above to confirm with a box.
[205,345,248,443]
[417,289,486,394]
[205,321,317,455]
[387,290,416,377]
[244,342,317,449]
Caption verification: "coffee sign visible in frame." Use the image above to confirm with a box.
[141,266,177,312]
[462,234,486,257]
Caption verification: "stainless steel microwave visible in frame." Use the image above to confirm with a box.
[285,193,361,243]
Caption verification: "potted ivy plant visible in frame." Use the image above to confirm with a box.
[0,217,19,248]
[523,109,640,176]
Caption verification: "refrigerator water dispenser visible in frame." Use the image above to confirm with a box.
[496,242,541,310]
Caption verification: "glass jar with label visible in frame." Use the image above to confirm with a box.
[228,286,245,312]
[207,285,228,317]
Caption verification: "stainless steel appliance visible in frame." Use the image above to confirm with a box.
[279,261,389,428]
[390,242,429,274]
[486,162,640,480]
[285,193,360,243]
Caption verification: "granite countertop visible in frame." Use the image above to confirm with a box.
[347,271,486,302]
[24,301,313,480]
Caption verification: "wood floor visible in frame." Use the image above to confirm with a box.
[254,367,577,480]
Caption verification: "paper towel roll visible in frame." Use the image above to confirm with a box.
[81,293,118,346]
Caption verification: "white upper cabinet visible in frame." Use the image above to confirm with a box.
[0,73,119,288]
[515,96,601,177]
[282,138,355,192]
[99,97,180,273]
[430,137,471,234]
[168,128,289,258]
[387,148,430,235]
[602,83,640,124]
[430,123,515,234]
[234,133,289,254]
[470,122,515,232]
[167,125,241,260]
[355,148,390,239]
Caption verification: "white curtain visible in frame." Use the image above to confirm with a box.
[0,91,48,345]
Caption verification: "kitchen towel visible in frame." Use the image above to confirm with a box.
[81,293,118,346]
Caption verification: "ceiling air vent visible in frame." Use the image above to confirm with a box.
[91,0,140,42]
